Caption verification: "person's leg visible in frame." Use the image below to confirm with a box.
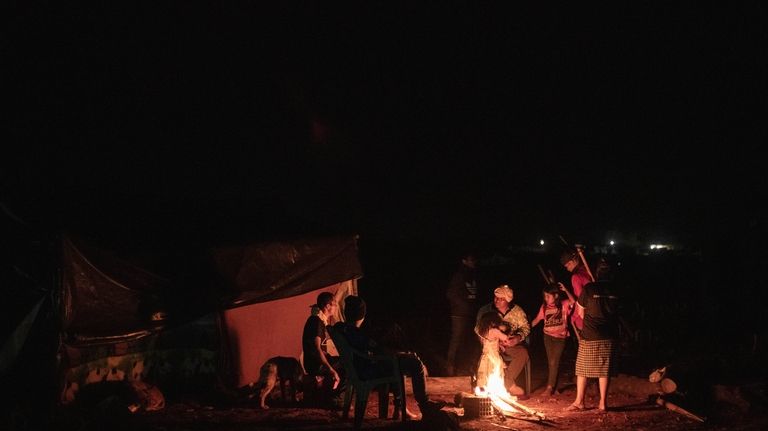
[397,352,445,413]
[598,377,609,410]
[502,345,528,393]
[446,316,467,376]
[397,352,428,405]
[542,335,555,391]
[569,376,587,409]
[567,341,586,410]
[549,336,566,391]
[320,357,346,409]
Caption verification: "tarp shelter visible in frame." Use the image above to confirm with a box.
[58,235,222,401]
[215,236,363,387]
[58,234,363,393]
[60,235,172,346]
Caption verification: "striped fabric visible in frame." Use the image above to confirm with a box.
[575,339,616,378]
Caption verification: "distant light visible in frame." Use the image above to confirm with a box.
[650,244,657,249]
[609,240,615,246]
[539,239,545,246]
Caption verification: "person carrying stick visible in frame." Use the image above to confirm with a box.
[560,248,593,337]
[565,259,620,413]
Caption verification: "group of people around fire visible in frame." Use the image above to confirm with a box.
[447,248,620,412]
[298,247,620,417]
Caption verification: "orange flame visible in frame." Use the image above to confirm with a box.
[473,350,521,415]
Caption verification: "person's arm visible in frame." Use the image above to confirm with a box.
[530,305,544,328]
[576,287,587,319]
[488,327,508,342]
[314,336,339,385]
[446,273,462,305]
[559,282,576,304]
[474,305,486,338]
[504,307,530,345]
[516,307,531,340]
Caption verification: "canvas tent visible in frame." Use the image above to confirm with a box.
[214,236,363,387]
[57,233,363,396]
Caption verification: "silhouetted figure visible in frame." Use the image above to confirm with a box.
[445,253,479,376]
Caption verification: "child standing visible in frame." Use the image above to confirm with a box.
[531,283,575,396]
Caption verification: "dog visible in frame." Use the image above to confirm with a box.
[247,356,303,409]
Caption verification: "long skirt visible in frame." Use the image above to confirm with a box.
[575,339,616,378]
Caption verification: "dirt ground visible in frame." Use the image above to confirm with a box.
[134,375,767,431]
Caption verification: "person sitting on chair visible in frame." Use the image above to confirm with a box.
[333,295,446,417]
[302,292,344,407]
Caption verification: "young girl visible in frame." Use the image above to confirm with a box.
[531,283,575,396]
[475,311,509,391]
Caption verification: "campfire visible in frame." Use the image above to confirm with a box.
[461,353,546,420]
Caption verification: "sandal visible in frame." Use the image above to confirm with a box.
[564,403,585,412]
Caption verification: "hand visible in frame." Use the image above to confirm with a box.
[501,335,520,348]
[331,370,340,390]
[558,282,566,292]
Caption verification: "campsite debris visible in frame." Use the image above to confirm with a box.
[500,395,546,420]
[648,366,680,395]
[660,378,678,394]
[487,421,521,430]
[649,366,668,383]
[656,396,706,423]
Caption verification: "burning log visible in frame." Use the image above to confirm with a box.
[656,397,706,423]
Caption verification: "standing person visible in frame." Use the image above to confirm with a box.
[302,292,343,406]
[560,248,592,333]
[530,283,575,396]
[566,260,620,412]
[445,253,479,376]
[475,285,530,396]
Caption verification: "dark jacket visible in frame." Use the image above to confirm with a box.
[446,264,478,317]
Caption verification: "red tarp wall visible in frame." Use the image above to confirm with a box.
[222,280,355,387]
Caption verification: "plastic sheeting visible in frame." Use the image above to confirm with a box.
[214,235,363,308]
[60,234,363,351]
[221,280,357,387]
[61,236,169,345]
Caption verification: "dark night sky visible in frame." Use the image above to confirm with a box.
[5,2,766,250]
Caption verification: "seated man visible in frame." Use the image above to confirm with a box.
[333,295,446,416]
[302,292,344,407]
[475,285,530,396]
